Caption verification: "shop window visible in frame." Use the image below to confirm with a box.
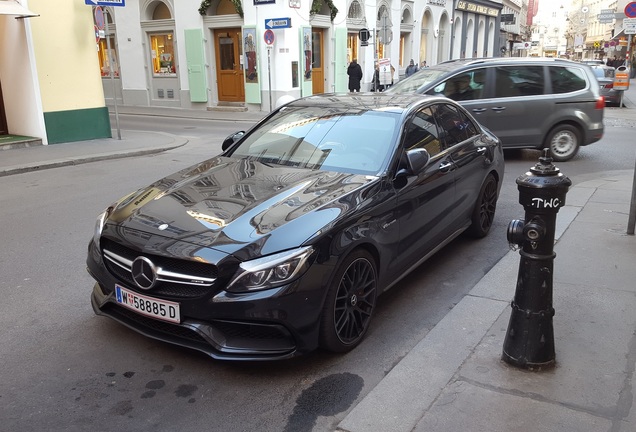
[150,33,176,76]
[347,33,358,63]
[98,37,120,77]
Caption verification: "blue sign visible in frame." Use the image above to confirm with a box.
[265,18,292,29]
[85,0,126,6]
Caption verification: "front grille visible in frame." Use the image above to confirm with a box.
[102,238,218,299]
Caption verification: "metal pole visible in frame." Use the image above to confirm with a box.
[104,9,121,140]
[628,153,636,235]
[267,46,272,112]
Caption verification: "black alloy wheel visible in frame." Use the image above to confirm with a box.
[466,173,498,238]
[319,250,377,353]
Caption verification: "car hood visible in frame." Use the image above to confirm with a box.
[105,156,379,260]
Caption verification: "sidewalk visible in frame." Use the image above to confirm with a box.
[337,86,636,431]
[337,172,636,432]
[0,88,634,432]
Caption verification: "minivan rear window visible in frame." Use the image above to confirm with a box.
[549,66,587,94]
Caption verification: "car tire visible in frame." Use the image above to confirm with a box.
[546,124,580,162]
[319,249,377,353]
[466,173,498,238]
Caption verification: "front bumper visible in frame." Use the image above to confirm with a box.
[87,240,332,361]
[90,282,301,360]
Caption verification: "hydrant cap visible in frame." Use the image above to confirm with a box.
[530,150,559,177]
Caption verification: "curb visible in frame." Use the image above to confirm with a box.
[0,138,187,177]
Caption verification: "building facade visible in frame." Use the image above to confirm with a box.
[0,0,110,145]
[100,0,504,113]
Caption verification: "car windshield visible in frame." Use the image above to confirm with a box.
[386,67,451,93]
[228,105,399,175]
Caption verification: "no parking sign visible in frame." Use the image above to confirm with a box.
[264,29,275,46]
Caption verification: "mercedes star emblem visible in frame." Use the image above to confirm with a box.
[131,256,158,290]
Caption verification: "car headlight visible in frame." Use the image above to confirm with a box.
[93,207,112,250]
[226,246,314,293]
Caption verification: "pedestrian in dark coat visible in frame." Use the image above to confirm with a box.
[405,59,418,77]
[347,59,363,92]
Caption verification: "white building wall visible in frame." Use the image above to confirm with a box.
[115,3,148,101]
[0,15,46,142]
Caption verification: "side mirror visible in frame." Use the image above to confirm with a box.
[222,131,245,151]
[404,148,430,174]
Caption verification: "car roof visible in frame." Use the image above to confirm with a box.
[283,92,447,115]
[438,56,582,69]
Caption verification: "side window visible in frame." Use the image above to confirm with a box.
[403,107,443,157]
[493,66,544,98]
[444,69,486,101]
[459,109,480,139]
[434,104,474,148]
[549,66,586,94]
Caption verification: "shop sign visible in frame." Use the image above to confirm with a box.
[427,0,446,6]
[254,0,276,4]
[501,14,515,23]
[456,1,499,17]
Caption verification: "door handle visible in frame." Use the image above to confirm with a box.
[439,162,454,172]
[492,107,507,112]
[471,108,487,114]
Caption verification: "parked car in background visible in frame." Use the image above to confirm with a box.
[387,57,605,161]
[588,63,621,106]
[86,93,504,361]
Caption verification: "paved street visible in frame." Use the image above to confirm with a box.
[0,86,635,432]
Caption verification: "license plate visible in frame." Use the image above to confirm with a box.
[115,285,180,324]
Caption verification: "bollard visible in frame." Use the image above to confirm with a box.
[502,149,572,369]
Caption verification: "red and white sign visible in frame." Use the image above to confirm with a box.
[264,29,275,46]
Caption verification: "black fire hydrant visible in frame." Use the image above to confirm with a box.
[502,149,572,369]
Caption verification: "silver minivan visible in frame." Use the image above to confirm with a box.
[387,57,605,161]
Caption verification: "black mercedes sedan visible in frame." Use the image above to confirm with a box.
[87,93,504,361]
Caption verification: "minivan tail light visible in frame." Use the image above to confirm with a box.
[595,96,605,110]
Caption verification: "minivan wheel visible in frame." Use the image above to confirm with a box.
[546,125,580,162]
[319,250,377,353]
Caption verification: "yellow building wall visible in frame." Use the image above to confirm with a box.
[29,0,105,112]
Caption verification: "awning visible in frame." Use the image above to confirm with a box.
[0,0,39,19]
[611,29,625,41]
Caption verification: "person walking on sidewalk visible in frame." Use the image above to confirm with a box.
[405,59,418,77]
[347,59,363,92]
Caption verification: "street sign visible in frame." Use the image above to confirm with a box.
[264,29,275,45]
[94,25,100,44]
[85,0,125,6]
[625,2,636,18]
[625,17,636,34]
[265,18,291,29]
[94,6,105,29]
